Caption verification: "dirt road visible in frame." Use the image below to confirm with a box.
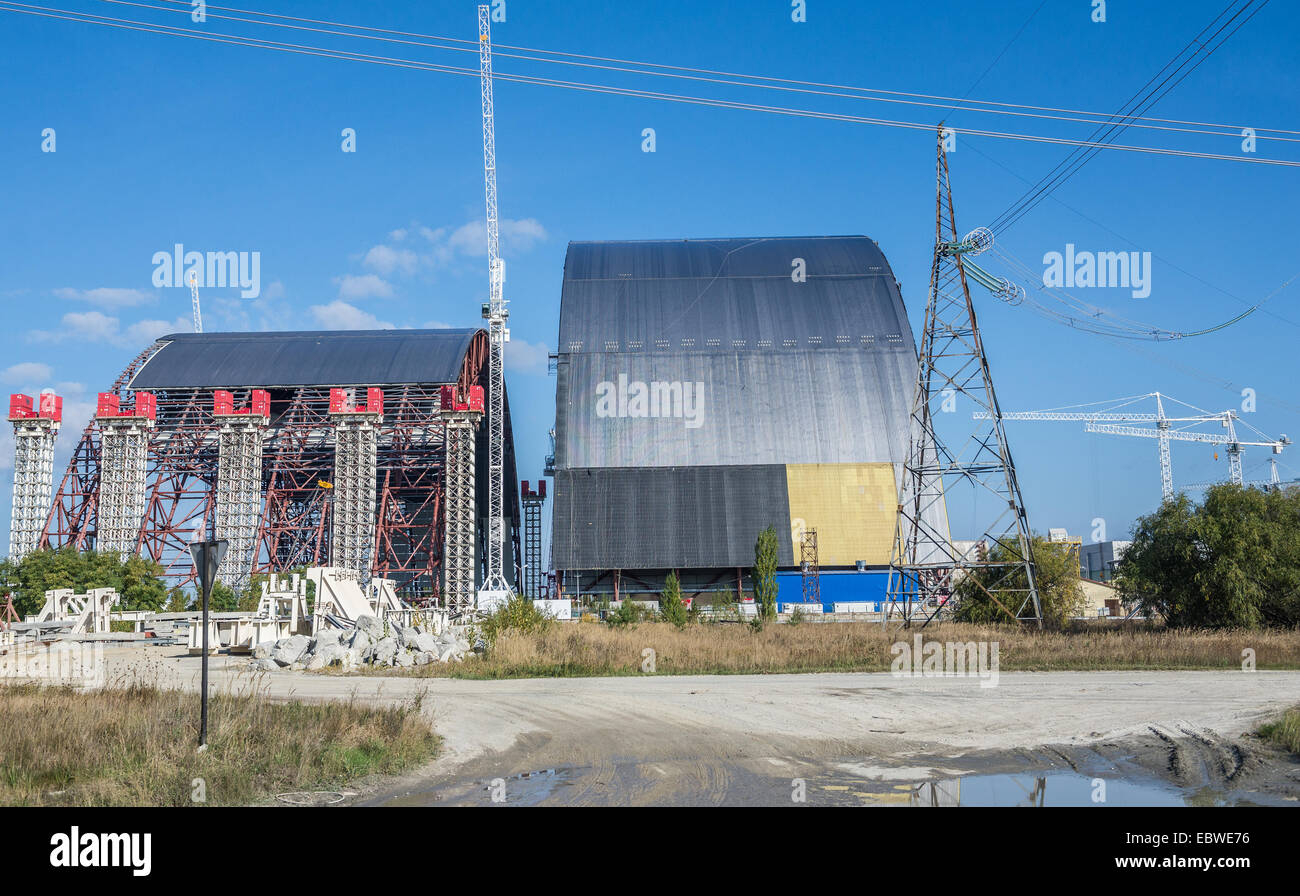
[100,647,1300,806]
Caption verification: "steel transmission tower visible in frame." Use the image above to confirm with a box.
[476,4,512,608]
[886,129,1042,628]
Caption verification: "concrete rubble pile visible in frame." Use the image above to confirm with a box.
[248,614,473,672]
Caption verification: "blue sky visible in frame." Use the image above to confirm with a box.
[1,0,1297,551]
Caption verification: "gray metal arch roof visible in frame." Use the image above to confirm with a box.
[554,236,919,470]
[558,236,910,352]
[128,329,483,390]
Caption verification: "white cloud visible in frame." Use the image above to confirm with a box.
[54,287,154,308]
[1,361,53,384]
[335,274,393,300]
[30,311,189,347]
[505,338,551,376]
[310,300,395,330]
[124,318,192,345]
[362,245,420,277]
[446,219,545,257]
[50,310,120,343]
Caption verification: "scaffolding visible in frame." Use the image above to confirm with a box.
[38,331,517,603]
[521,479,546,599]
[214,392,268,590]
[800,528,821,604]
[329,389,382,582]
[442,417,479,615]
[97,394,155,560]
[8,393,61,561]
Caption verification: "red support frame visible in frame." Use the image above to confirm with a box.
[37,330,523,602]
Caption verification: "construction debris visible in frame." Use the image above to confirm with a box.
[249,615,472,672]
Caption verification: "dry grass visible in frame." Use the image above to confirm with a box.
[352,620,1300,679]
[1258,708,1300,756]
[0,680,439,806]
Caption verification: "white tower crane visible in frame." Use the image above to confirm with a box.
[476,3,513,609]
[189,270,203,333]
[975,393,1290,500]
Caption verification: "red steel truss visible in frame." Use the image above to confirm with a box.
[38,330,521,602]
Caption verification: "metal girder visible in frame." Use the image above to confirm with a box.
[37,331,519,602]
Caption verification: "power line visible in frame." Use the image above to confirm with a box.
[3,1,1297,168]
[88,0,1300,144]
[992,0,1275,234]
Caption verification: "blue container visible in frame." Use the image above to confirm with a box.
[775,569,890,613]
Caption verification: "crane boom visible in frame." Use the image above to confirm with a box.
[981,392,1289,498]
[477,3,512,607]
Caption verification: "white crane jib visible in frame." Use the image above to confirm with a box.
[975,392,1289,500]
[476,3,512,610]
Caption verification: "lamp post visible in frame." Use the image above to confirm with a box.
[189,537,228,749]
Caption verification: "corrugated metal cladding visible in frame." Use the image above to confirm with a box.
[553,236,924,573]
[553,466,794,569]
[556,237,916,470]
[129,329,481,389]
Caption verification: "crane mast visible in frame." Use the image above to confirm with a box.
[189,270,203,334]
[477,4,512,606]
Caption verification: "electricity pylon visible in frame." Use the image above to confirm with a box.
[886,127,1042,629]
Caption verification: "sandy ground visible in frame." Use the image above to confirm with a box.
[82,644,1300,806]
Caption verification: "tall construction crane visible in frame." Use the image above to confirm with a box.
[1088,414,1290,492]
[189,270,203,333]
[475,4,513,609]
[976,392,1290,499]
[1184,456,1290,492]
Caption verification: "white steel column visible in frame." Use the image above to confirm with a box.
[215,419,266,590]
[8,417,58,561]
[98,420,152,559]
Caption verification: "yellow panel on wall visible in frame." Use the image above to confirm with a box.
[785,463,898,566]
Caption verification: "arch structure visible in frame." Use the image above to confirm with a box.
[39,328,521,601]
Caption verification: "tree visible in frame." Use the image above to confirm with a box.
[206,581,241,613]
[164,586,191,613]
[952,535,1086,629]
[119,554,168,611]
[1116,484,1300,628]
[5,548,115,616]
[660,570,687,628]
[754,525,779,621]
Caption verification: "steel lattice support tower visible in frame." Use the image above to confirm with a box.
[98,419,153,560]
[521,480,546,599]
[800,528,820,605]
[886,130,1042,628]
[478,4,512,600]
[442,416,479,615]
[214,418,265,590]
[331,413,380,580]
[8,416,59,561]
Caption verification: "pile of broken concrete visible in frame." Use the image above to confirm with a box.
[249,614,472,672]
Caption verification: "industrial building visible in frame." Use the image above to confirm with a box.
[550,236,930,606]
[20,329,520,611]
